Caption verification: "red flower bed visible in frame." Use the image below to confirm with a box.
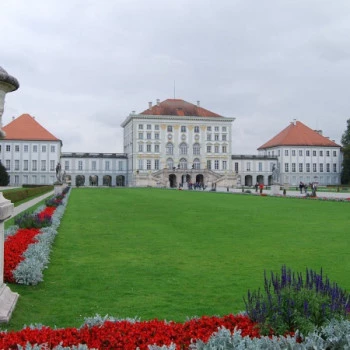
[0,314,260,349]
[37,206,56,220]
[4,228,40,283]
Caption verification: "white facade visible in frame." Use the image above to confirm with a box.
[121,113,235,186]
[0,139,61,186]
[258,145,342,186]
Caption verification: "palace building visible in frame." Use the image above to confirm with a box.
[0,99,342,188]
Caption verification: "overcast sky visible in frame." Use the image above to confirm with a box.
[1,0,350,154]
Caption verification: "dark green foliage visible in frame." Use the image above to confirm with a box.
[0,162,9,186]
[244,266,350,335]
[3,186,53,204]
[341,119,350,184]
[15,212,52,228]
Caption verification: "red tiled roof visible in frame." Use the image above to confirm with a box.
[140,99,223,117]
[3,114,61,142]
[258,121,340,149]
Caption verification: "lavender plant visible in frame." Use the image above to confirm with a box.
[15,212,52,229]
[244,266,350,335]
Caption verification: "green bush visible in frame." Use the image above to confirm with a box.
[3,186,53,204]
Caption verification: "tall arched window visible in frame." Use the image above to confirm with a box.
[180,158,187,169]
[193,158,200,170]
[166,143,174,155]
[193,143,200,155]
[167,158,174,170]
[179,143,188,155]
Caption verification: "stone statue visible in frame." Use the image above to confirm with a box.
[55,163,63,183]
[272,164,280,184]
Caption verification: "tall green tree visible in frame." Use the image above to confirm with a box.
[0,162,10,186]
[341,118,350,184]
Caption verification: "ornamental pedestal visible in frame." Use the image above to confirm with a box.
[271,184,280,196]
[0,193,19,322]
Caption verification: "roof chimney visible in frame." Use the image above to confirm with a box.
[314,130,323,135]
[293,118,297,126]
[12,116,15,120]
[156,99,160,106]
[197,100,200,107]
[148,101,152,109]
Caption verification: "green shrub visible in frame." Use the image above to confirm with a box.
[3,186,53,204]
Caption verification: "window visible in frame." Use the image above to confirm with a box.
[292,150,296,156]
[42,145,46,152]
[24,145,29,152]
[155,133,159,140]
[214,134,219,141]
[222,126,227,132]
[15,160,19,170]
[214,160,219,170]
[15,145,20,152]
[306,150,310,156]
[33,145,38,152]
[194,126,199,133]
[105,161,110,171]
[179,158,187,169]
[138,159,143,170]
[207,160,211,169]
[222,134,227,141]
[32,160,37,171]
[179,143,188,155]
[246,162,251,171]
[5,160,10,170]
[333,164,337,172]
[78,161,83,170]
[292,163,296,172]
[333,150,337,157]
[306,163,310,172]
[32,175,37,184]
[167,125,173,132]
[207,126,212,131]
[138,124,143,130]
[326,151,330,157]
[92,161,96,171]
[41,160,46,171]
[64,161,69,170]
[285,150,289,156]
[222,160,227,170]
[258,162,263,171]
[155,125,159,130]
[285,163,289,172]
[215,146,219,153]
[24,160,29,171]
[155,144,160,153]
[193,158,200,169]
[298,150,302,156]
[147,124,151,130]
[147,132,151,140]
[326,163,330,172]
[207,145,211,153]
[181,126,186,132]
[278,150,281,156]
[207,134,211,141]
[154,159,159,170]
[0,145,2,153]
[319,163,323,172]
[299,163,303,172]
[320,150,323,156]
[138,144,143,152]
[50,160,55,171]
[146,144,151,152]
[167,158,174,169]
[50,145,55,152]
[146,160,151,170]
[222,146,227,153]
[138,133,143,139]
[313,150,316,156]
[234,162,239,172]
[6,145,10,152]
[214,126,219,132]
[313,163,317,172]
[193,143,200,155]
[166,143,173,155]
[118,161,123,171]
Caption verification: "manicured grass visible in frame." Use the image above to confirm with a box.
[3,188,350,330]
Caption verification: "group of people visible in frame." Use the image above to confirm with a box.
[299,181,317,196]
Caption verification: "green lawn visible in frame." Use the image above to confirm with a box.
[3,188,350,330]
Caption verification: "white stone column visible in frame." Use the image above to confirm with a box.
[0,66,20,322]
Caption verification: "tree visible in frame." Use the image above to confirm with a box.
[341,119,350,184]
[0,162,9,186]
